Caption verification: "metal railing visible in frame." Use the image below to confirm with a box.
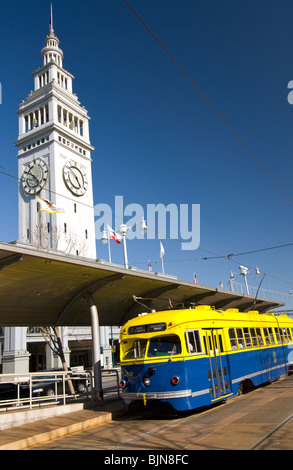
[230,281,293,311]
[0,368,122,411]
[101,368,121,398]
[0,370,93,411]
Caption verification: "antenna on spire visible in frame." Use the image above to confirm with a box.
[49,3,54,33]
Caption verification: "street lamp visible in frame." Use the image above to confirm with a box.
[101,228,111,262]
[119,223,129,269]
[239,265,249,295]
[119,218,147,269]
[229,266,260,295]
[229,271,234,292]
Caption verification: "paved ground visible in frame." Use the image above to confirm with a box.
[0,398,125,450]
[1,375,293,450]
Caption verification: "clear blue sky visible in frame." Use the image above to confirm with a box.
[0,0,293,297]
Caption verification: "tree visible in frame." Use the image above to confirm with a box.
[39,326,76,397]
[29,221,87,256]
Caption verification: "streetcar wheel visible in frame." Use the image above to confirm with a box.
[77,383,86,393]
[237,383,244,396]
[237,379,254,396]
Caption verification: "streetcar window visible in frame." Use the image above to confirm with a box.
[243,328,252,347]
[123,339,147,360]
[280,328,288,343]
[218,334,224,353]
[275,328,281,343]
[283,328,289,343]
[256,328,263,346]
[263,328,271,345]
[147,335,181,357]
[229,328,238,349]
[185,330,202,354]
[128,322,166,335]
[269,328,275,344]
[287,329,292,342]
[203,336,207,353]
[236,328,245,348]
[250,328,258,347]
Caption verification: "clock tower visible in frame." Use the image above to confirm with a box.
[15,24,96,259]
[2,13,117,376]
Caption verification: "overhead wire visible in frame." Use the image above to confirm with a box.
[133,241,293,288]
[0,168,221,260]
[134,241,293,264]
[0,169,94,210]
[1,162,293,293]
[1,166,293,288]
[123,0,293,206]
[0,167,250,260]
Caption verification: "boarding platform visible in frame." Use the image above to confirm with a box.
[2,375,293,450]
[0,398,125,450]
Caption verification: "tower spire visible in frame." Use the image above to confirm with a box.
[49,3,54,33]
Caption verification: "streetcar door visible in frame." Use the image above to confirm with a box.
[203,329,232,400]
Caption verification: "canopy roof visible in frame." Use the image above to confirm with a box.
[0,243,283,327]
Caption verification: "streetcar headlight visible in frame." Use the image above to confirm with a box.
[120,379,126,388]
[143,377,151,387]
[171,376,180,385]
[148,366,156,376]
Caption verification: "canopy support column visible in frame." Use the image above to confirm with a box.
[87,294,103,400]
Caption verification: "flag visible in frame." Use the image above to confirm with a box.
[107,225,122,244]
[193,273,198,284]
[36,197,64,214]
[148,261,152,272]
[49,3,54,33]
[160,241,165,258]
[219,281,224,289]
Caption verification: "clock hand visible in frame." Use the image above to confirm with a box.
[28,170,40,184]
[69,168,81,187]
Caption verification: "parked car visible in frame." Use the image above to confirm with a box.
[0,369,91,404]
[0,382,27,401]
[28,369,90,397]
[0,382,35,403]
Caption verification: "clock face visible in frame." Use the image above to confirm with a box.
[22,158,49,194]
[63,161,88,196]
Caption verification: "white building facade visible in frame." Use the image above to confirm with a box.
[1,24,120,374]
[17,30,96,257]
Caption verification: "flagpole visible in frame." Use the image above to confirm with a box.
[105,226,112,263]
[108,233,112,263]
[50,3,54,32]
[122,233,129,269]
[160,241,165,274]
